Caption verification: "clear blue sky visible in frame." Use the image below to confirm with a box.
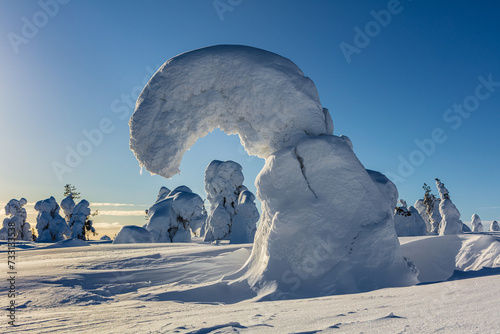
[1,0,499,237]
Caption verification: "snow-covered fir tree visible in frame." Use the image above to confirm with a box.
[393,199,427,237]
[436,179,463,236]
[61,196,96,240]
[471,214,484,232]
[491,220,500,232]
[35,197,70,242]
[0,198,32,241]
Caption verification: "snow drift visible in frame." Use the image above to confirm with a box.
[113,225,153,244]
[129,45,418,298]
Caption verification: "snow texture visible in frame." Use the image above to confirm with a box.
[230,190,259,244]
[203,160,259,242]
[436,180,463,236]
[129,45,417,297]
[491,220,500,232]
[100,235,112,241]
[229,135,418,297]
[35,197,71,242]
[394,200,427,237]
[367,169,398,213]
[129,45,333,179]
[0,198,32,241]
[113,225,153,244]
[471,214,484,232]
[144,186,206,242]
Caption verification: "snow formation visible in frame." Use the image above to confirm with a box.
[491,220,500,232]
[436,179,463,236]
[129,45,333,178]
[100,235,112,241]
[230,190,259,244]
[0,198,32,241]
[203,160,259,242]
[471,214,484,232]
[129,45,418,297]
[414,197,441,234]
[144,186,206,242]
[393,200,427,237]
[61,196,95,240]
[113,225,153,244]
[35,197,70,242]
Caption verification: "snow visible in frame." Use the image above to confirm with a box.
[129,45,333,179]
[113,225,153,244]
[230,190,259,244]
[436,180,463,235]
[144,186,206,242]
[393,200,427,237]
[129,45,417,298]
[61,196,95,240]
[229,135,418,298]
[34,197,71,242]
[0,198,32,241]
[1,233,499,333]
[203,160,259,242]
[100,235,112,241]
[491,220,500,231]
[471,213,484,232]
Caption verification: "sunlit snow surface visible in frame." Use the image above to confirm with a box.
[1,233,499,333]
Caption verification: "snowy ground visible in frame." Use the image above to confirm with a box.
[1,234,499,333]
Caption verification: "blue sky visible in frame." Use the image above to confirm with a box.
[1,0,499,237]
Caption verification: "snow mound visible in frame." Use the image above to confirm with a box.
[394,200,427,237]
[100,235,112,241]
[129,45,333,178]
[44,238,90,249]
[113,225,153,244]
[471,214,484,232]
[401,234,500,282]
[491,220,500,231]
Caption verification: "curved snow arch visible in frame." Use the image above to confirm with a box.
[130,45,333,178]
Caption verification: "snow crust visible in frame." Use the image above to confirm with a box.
[129,45,333,178]
[113,225,153,244]
[0,198,32,241]
[144,186,206,242]
[35,197,70,242]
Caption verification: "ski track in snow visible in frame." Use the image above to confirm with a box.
[1,233,499,333]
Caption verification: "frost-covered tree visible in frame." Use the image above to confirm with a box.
[0,198,32,241]
[471,214,483,232]
[61,196,96,240]
[144,186,206,242]
[203,160,259,242]
[436,179,463,235]
[230,190,259,244]
[418,183,441,233]
[393,199,427,237]
[491,220,500,232]
[35,197,70,242]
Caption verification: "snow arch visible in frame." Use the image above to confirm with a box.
[130,45,417,298]
[129,45,333,178]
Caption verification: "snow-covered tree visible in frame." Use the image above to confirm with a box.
[61,196,96,240]
[0,198,32,241]
[393,199,427,237]
[436,179,463,235]
[230,190,259,244]
[144,186,206,242]
[491,220,500,232]
[418,183,441,233]
[63,184,80,200]
[471,214,484,232]
[35,197,70,242]
[203,160,259,242]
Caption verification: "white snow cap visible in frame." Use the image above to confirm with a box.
[129,45,333,178]
[471,214,484,232]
